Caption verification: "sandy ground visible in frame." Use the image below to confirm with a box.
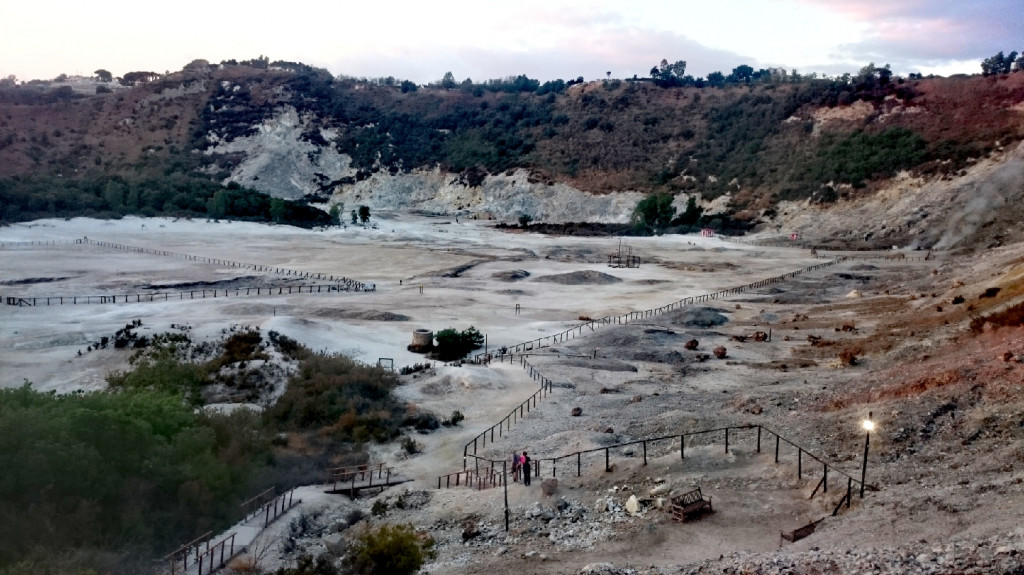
[0,214,816,392]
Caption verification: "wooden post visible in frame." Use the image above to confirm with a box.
[775,435,780,463]
[503,460,510,531]
[757,426,761,453]
[681,435,685,459]
[725,428,730,453]
[798,449,802,479]
[577,452,581,477]
[643,441,647,465]
[823,464,828,493]
[605,448,610,471]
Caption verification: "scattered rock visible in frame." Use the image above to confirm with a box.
[713,346,727,359]
[684,339,699,350]
[462,522,481,541]
[571,406,583,416]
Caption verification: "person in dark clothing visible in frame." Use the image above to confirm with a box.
[522,451,532,486]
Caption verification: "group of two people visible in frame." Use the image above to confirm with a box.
[511,451,532,486]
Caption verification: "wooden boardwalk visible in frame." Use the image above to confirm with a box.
[324,463,410,498]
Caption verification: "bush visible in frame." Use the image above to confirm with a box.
[268,354,406,443]
[432,327,484,361]
[401,437,420,454]
[371,500,388,517]
[342,524,435,575]
[273,554,339,575]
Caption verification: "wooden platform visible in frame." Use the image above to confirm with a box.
[324,464,410,497]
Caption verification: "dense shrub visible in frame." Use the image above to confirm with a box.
[342,524,435,575]
[268,355,406,443]
[0,384,272,567]
[432,327,484,361]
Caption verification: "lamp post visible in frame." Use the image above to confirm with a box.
[860,412,874,498]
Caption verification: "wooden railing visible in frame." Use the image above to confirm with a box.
[465,423,878,503]
[467,259,844,363]
[164,531,213,575]
[4,283,363,307]
[325,463,392,493]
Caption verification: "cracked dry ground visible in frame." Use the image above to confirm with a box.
[372,246,1024,575]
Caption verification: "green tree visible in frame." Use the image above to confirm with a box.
[631,193,676,233]
[675,196,704,226]
[358,205,370,223]
[440,71,456,90]
[207,189,230,219]
[94,69,113,83]
[343,524,435,575]
[981,51,1018,76]
[351,210,358,224]
[433,327,484,361]
[650,59,688,87]
[328,203,341,226]
[270,198,287,223]
[517,213,532,227]
[706,71,726,87]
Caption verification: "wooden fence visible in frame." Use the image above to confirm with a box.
[467,259,843,363]
[5,283,363,307]
[80,238,371,290]
[460,422,876,517]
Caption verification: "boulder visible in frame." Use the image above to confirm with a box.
[684,339,699,350]
[571,406,583,416]
[625,494,640,515]
[649,484,670,497]
[541,478,558,496]
[713,346,727,359]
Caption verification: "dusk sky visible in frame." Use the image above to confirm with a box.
[2,0,1022,84]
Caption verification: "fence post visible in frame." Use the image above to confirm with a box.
[577,452,581,477]
[823,464,828,493]
[757,426,761,453]
[798,449,802,479]
[681,435,685,459]
[775,435,780,463]
[643,441,647,465]
[725,428,729,453]
[605,448,610,471]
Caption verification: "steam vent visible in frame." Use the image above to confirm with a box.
[409,329,434,353]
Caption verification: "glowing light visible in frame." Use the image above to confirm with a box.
[862,419,875,432]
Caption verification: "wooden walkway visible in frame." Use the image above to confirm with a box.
[323,463,410,498]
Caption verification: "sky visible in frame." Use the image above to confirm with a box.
[2,0,1022,84]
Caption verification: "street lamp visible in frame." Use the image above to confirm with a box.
[860,412,874,498]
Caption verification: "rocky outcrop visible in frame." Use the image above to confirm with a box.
[204,106,355,200]
[330,166,644,223]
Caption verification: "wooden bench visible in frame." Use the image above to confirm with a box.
[780,518,824,545]
[668,487,713,522]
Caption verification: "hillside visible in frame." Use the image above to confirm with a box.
[2,61,1023,248]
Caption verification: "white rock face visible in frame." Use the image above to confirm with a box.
[204,106,355,199]
[332,167,644,223]
[203,106,649,221]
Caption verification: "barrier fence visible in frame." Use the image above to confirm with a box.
[468,259,843,363]
[79,238,371,290]
[462,355,554,466]
[5,283,363,307]
[455,422,877,525]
